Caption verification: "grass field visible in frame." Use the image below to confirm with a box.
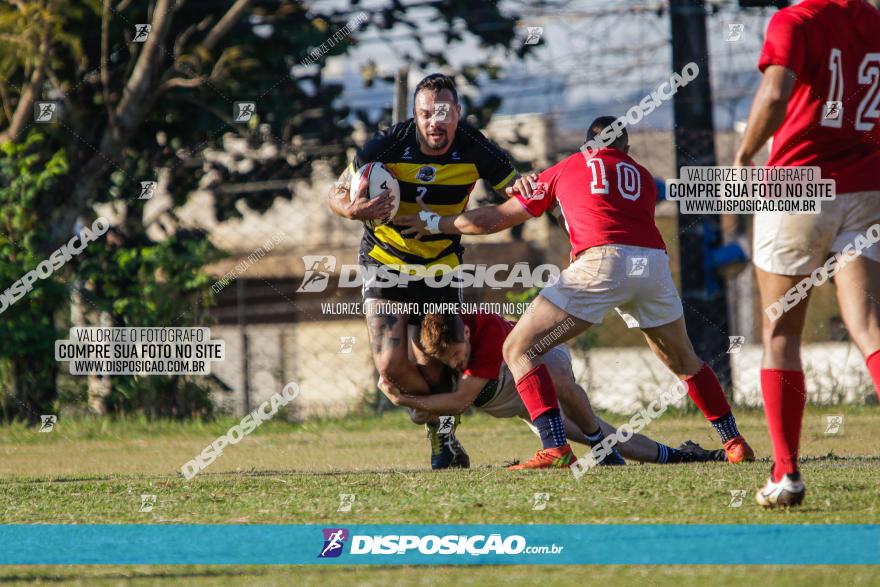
[0,405,877,585]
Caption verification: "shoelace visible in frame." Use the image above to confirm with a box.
[428,428,460,457]
[442,434,460,454]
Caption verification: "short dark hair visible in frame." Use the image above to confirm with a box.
[586,115,628,150]
[413,73,459,105]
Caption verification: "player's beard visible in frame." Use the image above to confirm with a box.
[422,129,448,151]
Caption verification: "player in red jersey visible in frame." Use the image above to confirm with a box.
[734,0,880,508]
[399,116,755,470]
[378,312,725,467]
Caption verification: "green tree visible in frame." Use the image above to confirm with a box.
[0,134,69,422]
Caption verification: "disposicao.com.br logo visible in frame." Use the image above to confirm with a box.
[297,255,560,293]
[318,528,563,558]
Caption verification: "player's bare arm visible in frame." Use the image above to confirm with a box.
[365,307,431,395]
[397,195,532,238]
[382,374,487,415]
[327,166,395,221]
[734,65,796,166]
[441,196,533,236]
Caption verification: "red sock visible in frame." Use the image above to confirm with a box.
[515,364,558,421]
[866,350,880,401]
[684,363,732,421]
[761,369,806,482]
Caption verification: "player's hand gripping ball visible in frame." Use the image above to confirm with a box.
[349,162,401,229]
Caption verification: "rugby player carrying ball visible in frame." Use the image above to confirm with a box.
[328,74,521,469]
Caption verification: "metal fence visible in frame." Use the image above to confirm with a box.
[49,4,878,419]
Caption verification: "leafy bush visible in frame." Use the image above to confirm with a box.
[0,133,69,422]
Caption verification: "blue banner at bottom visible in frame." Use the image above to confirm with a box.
[0,524,877,565]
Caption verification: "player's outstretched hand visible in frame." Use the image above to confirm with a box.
[343,180,394,221]
[396,196,436,239]
[505,172,540,198]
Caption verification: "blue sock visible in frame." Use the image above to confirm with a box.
[655,443,681,464]
[533,409,567,449]
[584,428,604,446]
[585,427,626,465]
[711,411,740,443]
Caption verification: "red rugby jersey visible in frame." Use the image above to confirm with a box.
[515,148,665,258]
[460,312,514,379]
[758,0,880,193]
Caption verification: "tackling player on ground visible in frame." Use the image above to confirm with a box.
[734,0,880,507]
[327,74,520,470]
[400,117,755,470]
[379,312,726,467]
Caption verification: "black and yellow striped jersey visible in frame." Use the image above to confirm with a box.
[350,119,516,269]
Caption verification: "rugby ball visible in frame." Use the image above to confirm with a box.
[350,162,401,228]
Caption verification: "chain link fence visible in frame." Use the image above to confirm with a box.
[47,4,878,420]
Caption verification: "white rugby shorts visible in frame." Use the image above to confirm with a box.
[540,244,683,329]
[753,191,880,275]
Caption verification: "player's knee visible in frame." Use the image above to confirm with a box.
[762,301,806,337]
[839,314,880,352]
[762,319,803,350]
[657,341,701,377]
[673,350,704,377]
[502,334,528,368]
[761,324,802,365]
[852,330,880,358]
[408,409,433,425]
